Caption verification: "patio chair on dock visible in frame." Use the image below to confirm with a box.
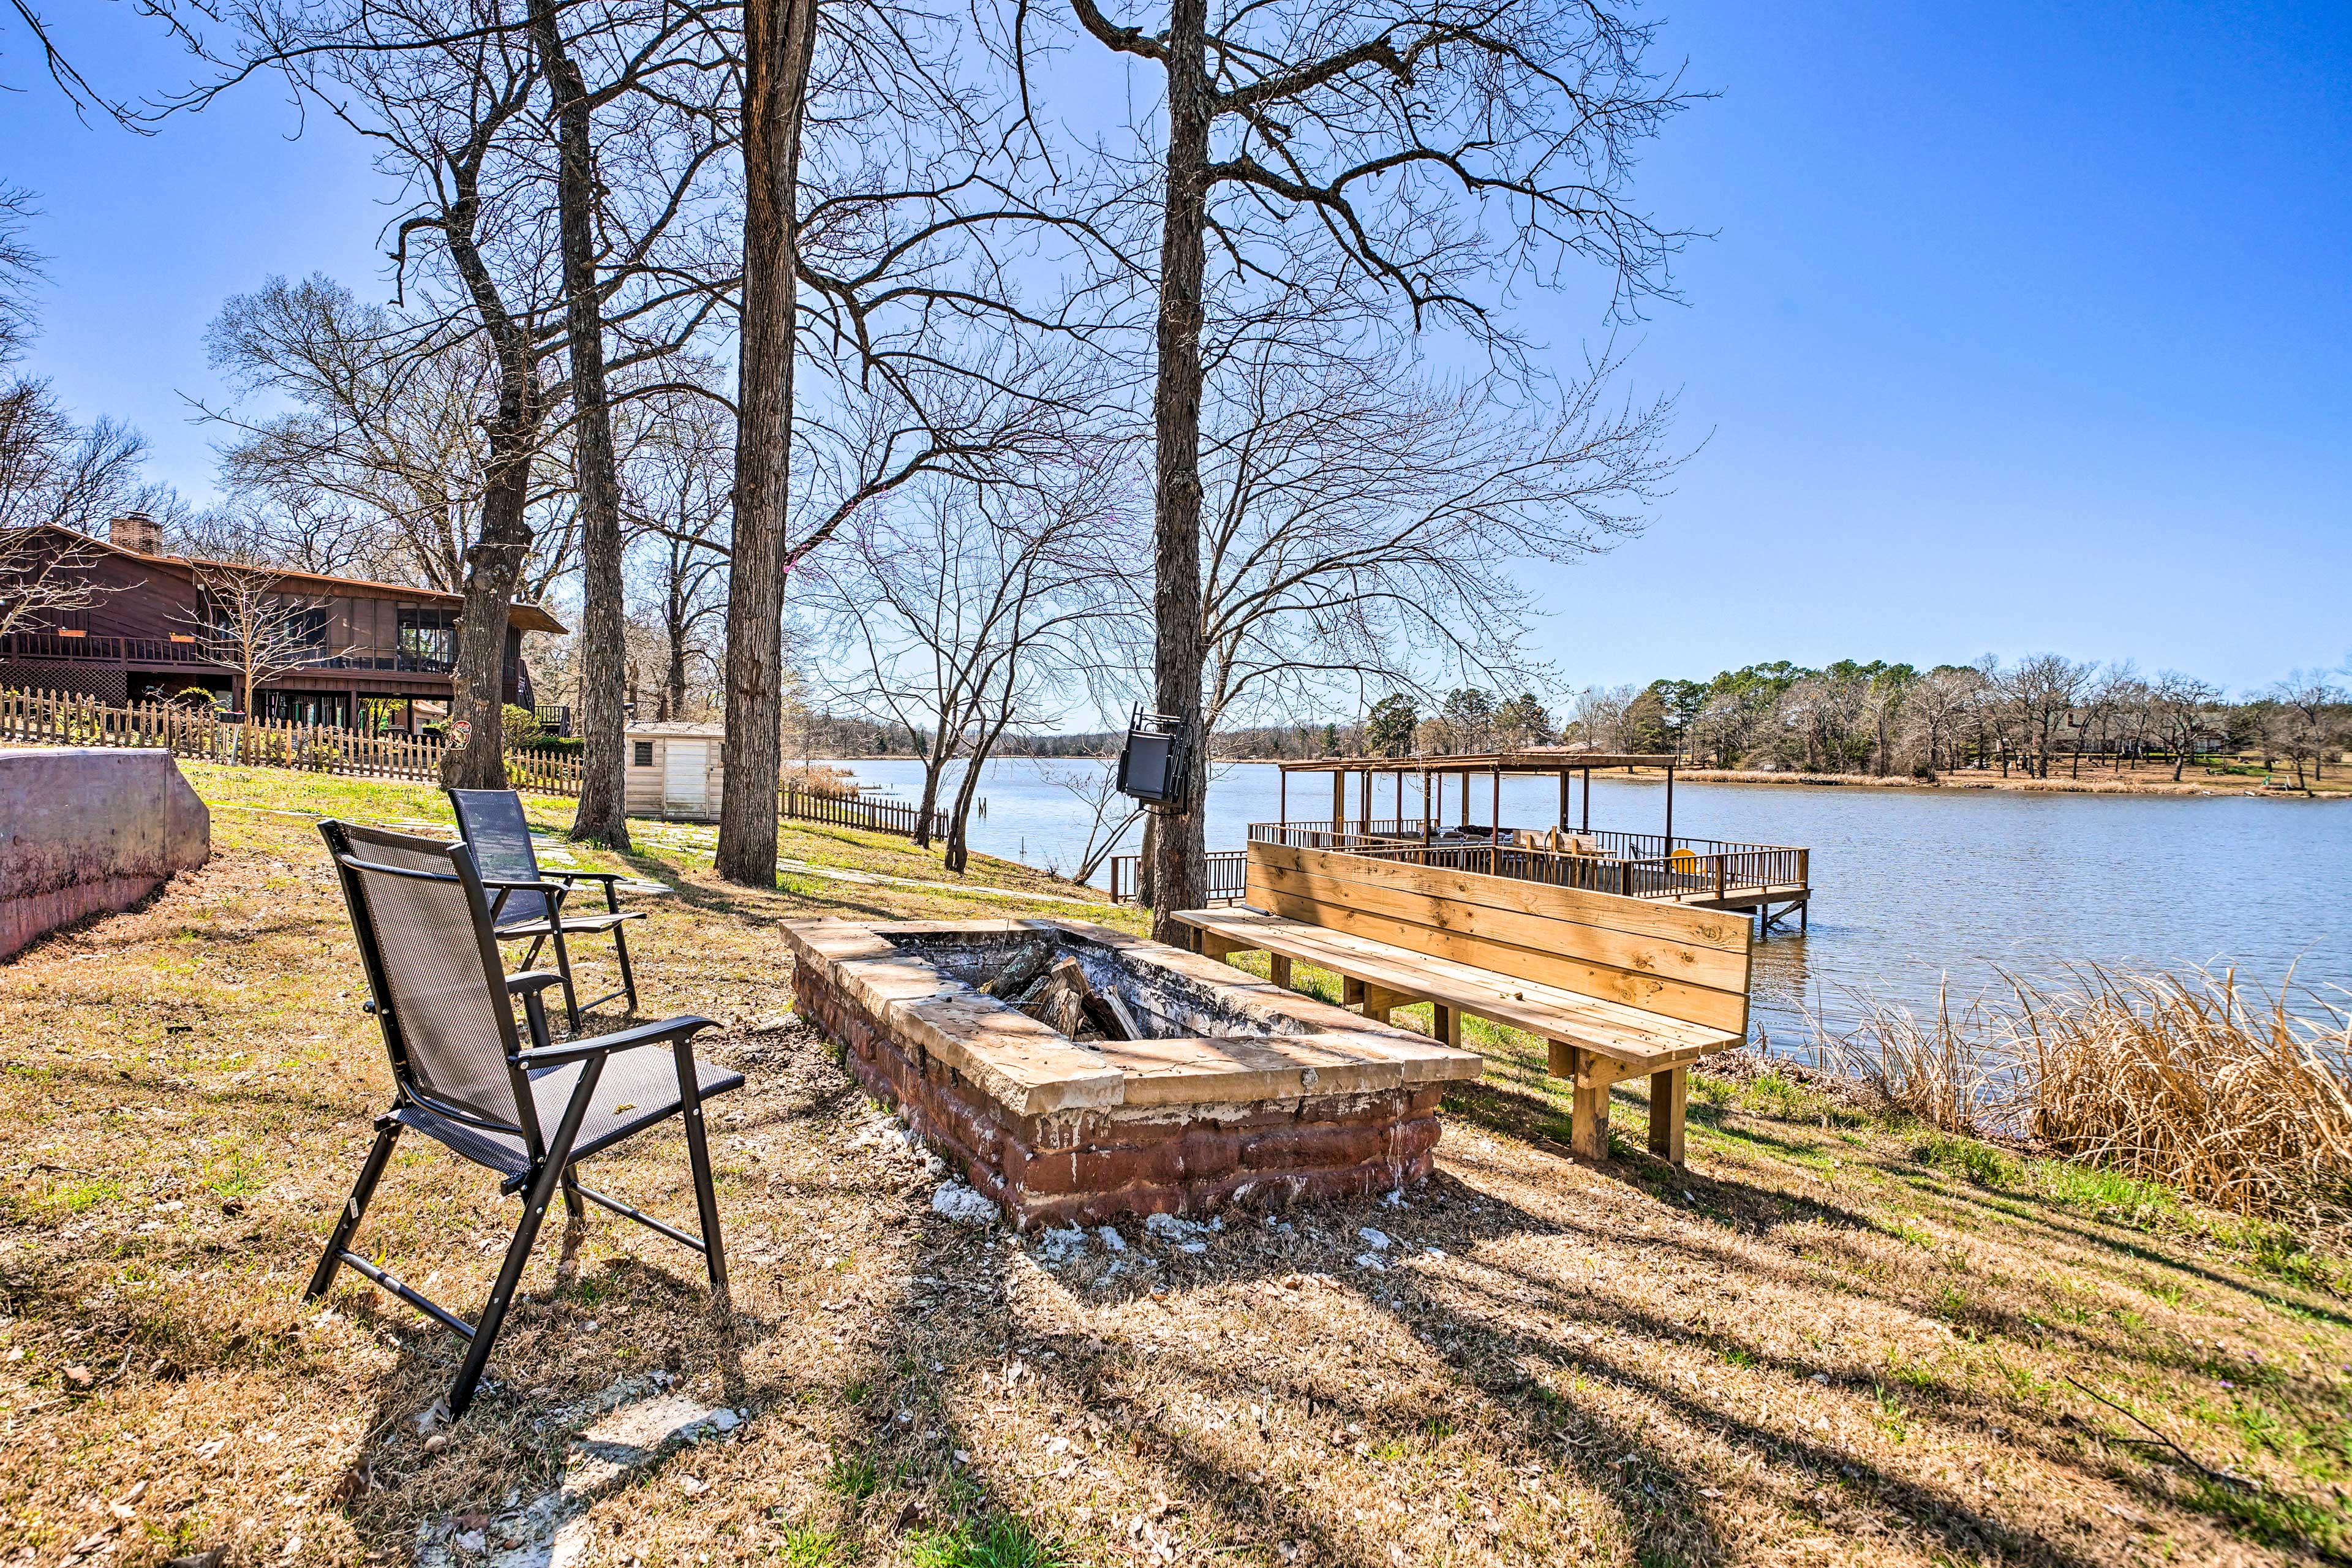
[307,821,739,1419]
[446,787,644,1033]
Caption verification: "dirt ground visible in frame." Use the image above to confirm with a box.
[2,765,2348,1568]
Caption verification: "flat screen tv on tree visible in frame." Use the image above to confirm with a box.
[1115,706,1194,809]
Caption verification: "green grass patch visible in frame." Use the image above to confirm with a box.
[907,1512,1066,1568]
[1914,1132,2021,1188]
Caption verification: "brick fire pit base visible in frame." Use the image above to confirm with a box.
[785,918,1483,1228]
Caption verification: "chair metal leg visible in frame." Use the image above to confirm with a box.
[548,923,582,1035]
[306,1116,402,1300]
[520,933,548,970]
[671,1039,728,1294]
[447,1058,606,1419]
[611,922,640,1015]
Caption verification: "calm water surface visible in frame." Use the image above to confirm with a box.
[818,758,2352,1045]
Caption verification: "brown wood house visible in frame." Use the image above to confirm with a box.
[0,514,568,732]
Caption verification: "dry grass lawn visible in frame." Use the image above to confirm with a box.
[3,764,2349,1568]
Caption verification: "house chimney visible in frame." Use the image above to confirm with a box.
[110,511,162,554]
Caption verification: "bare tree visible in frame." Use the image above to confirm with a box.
[2150,671,2221,782]
[1036,0,1694,937]
[1899,665,1987,776]
[203,276,580,595]
[618,388,734,720]
[172,557,355,720]
[808,467,1115,857]
[2267,669,2346,788]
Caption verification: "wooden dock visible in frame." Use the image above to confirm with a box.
[1262,748,1814,933]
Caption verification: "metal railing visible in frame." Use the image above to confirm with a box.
[1107,850,1248,906]
[0,631,456,674]
[1246,820,1808,904]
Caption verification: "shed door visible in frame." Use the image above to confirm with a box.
[665,740,710,812]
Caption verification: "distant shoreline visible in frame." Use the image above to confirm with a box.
[805,756,2346,799]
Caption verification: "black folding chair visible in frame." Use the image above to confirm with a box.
[307,820,740,1419]
[445,787,645,1033]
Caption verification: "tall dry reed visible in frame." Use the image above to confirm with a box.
[1812,964,2352,1228]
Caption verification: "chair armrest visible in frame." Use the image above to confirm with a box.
[505,970,566,998]
[513,1014,717,1069]
[549,869,625,911]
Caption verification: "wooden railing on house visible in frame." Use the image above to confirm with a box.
[778,784,951,840]
[0,688,580,797]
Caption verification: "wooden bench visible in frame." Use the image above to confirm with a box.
[1175,840,1754,1165]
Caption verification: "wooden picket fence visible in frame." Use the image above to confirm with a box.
[0,688,581,797]
[779,783,951,840]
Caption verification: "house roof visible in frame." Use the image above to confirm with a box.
[36,525,569,636]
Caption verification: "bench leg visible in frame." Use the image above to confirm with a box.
[1343,976,1365,1008]
[1199,933,1238,963]
[1648,1065,1689,1167]
[1550,1043,1611,1161]
[1269,954,1292,990]
[1359,984,1409,1027]
[1431,1003,1461,1048]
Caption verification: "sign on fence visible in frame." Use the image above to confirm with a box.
[0,688,582,798]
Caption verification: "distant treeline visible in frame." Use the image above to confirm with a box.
[790,654,2349,787]
[1201,658,2347,785]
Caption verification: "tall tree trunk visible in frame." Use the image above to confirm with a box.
[1146,0,1211,944]
[445,433,536,788]
[435,120,543,791]
[537,0,631,848]
[717,0,820,887]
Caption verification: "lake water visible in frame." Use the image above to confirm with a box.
[817,758,2352,1046]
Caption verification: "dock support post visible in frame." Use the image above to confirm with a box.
[1558,769,1569,834]
[1581,768,1591,834]
[1332,771,1346,838]
[1648,1066,1689,1167]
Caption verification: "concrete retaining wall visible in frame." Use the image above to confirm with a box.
[0,747,211,960]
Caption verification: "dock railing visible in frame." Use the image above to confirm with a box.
[1245,820,1807,905]
[1107,850,1247,906]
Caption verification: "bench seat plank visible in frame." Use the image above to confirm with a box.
[1175,907,1739,1068]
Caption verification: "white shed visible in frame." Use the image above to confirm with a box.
[624,721,726,823]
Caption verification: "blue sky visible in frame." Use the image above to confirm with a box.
[2,0,2345,693]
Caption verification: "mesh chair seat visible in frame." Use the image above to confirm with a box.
[448,787,646,1031]
[401,1053,745,1179]
[492,908,644,938]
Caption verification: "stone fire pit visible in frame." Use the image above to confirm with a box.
[784,917,1483,1227]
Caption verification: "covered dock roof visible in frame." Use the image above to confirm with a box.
[1275,748,1676,773]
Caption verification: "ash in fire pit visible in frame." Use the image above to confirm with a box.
[884,927,1312,1045]
[785,918,1483,1227]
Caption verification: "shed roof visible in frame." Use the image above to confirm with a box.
[624,720,726,737]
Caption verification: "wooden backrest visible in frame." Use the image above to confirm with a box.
[1245,841,1752,1035]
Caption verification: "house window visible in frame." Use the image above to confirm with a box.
[281,604,328,652]
[633,741,655,768]
[396,606,456,670]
